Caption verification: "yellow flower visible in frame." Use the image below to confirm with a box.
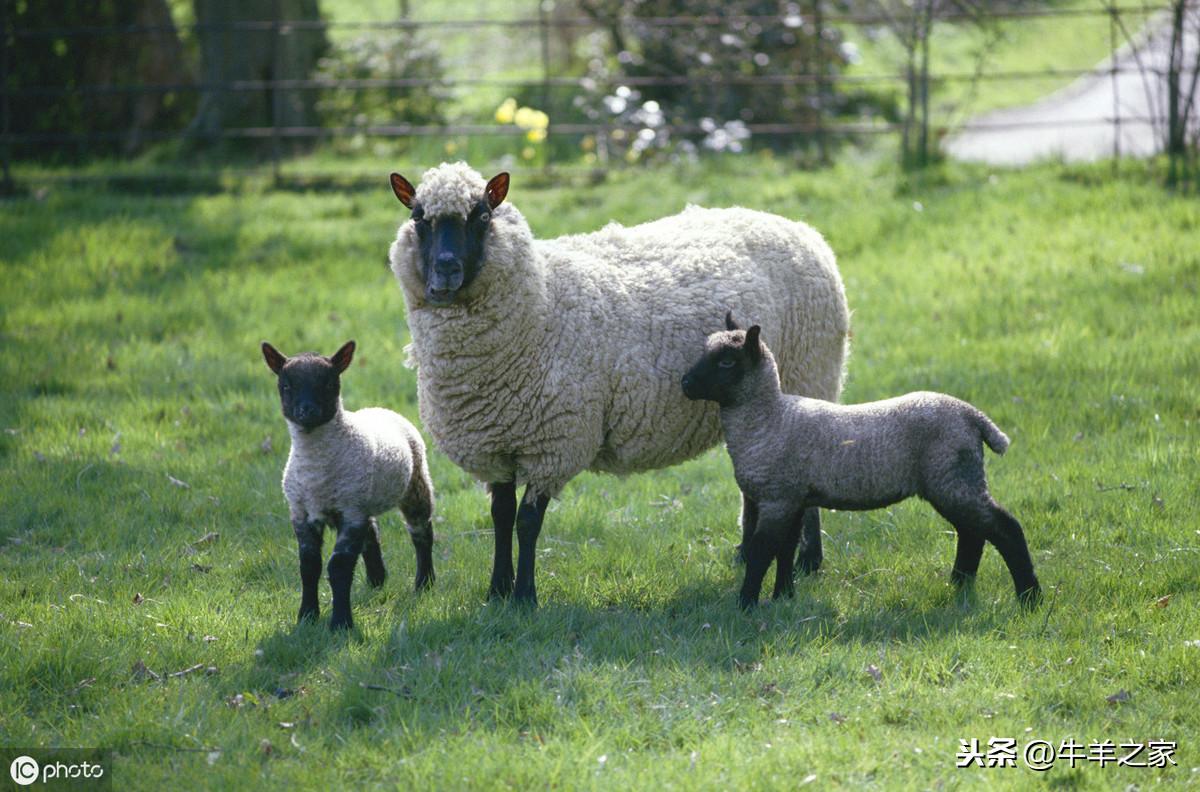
[444,140,459,155]
[530,110,550,130]
[526,128,547,143]
[580,135,596,152]
[494,97,517,125]
[513,106,536,129]
[521,146,536,160]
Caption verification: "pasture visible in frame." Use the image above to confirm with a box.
[1,156,1198,789]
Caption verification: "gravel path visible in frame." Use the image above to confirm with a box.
[945,11,1199,165]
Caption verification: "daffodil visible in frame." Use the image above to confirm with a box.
[494,97,517,125]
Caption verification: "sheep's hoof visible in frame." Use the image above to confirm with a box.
[1017,583,1042,610]
[732,544,747,566]
[366,569,387,588]
[414,569,435,592]
[487,576,514,600]
[512,587,538,609]
[328,612,354,632]
[738,594,759,611]
[297,605,319,624]
[796,553,822,576]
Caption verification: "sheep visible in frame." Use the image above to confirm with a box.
[386,162,850,606]
[261,339,435,630]
[681,314,1040,610]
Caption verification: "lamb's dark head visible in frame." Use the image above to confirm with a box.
[681,311,764,406]
[261,340,355,431]
[390,168,509,307]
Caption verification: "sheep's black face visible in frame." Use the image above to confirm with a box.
[411,199,493,306]
[681,327,762,407]
[391,171,510,307]
[262,341,355,432]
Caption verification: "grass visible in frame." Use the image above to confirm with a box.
[1,153,1198,789]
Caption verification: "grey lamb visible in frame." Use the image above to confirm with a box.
[682,313,1040,610]
[262,340,436,631]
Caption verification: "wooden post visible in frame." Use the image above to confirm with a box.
[538,0,551,167]
[271,0,283,186]
[1109,2,1121,173]
[0,0,13,194]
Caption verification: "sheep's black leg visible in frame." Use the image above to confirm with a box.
[488,482,517,599]
[795,508,823,576]
[734,494,759,565]
[740,508,794,609]
[950,526,985,588]
[513,490,551,607]
[400,483,436,592]
[361,517,387,589]
[985,503,1040,608]
[327,520,368,631]
[293,518,324,623]
[772,517,803,600]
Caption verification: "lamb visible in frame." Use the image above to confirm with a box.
[261,340,435,630]
[681,314,1040,610]
[387,162,850,606]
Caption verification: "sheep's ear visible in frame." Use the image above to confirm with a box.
[745,326,762,363]
[330,340,356,374]
[725,310,741,331]
[485,172,510,210]
[390,173,415,208]
[262,342,287,375]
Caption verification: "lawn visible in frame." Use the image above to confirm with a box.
[1,154,1198,789]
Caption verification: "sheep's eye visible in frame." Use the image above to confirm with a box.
[718,359,735,369]
[280,382,292,392]
[478,211,491,223]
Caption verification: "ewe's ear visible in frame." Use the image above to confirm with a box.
[262,342,287,375]
[330,340,356,374]
[745,326,762,363]
[725,310,741,331]
[391,173,415,208]
[485,172,510,210]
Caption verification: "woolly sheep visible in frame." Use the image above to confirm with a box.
[681,315,1040,609]
[387,163,850,606]
[261,340,435,630]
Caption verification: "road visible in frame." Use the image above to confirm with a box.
[945,11,1200,165]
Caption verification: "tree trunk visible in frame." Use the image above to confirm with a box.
[189,0,327,146]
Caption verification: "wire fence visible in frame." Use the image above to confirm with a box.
[0,2,1195,190]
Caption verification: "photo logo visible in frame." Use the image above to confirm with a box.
[9,755,39,786]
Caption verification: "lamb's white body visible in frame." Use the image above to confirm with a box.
[389,163,851,498]
[283,406,427,526]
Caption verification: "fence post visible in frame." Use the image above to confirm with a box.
[0,0,13,195]
[1109,2,1120,173]
[812,0,828,164]
[538,0,551,166]
[271,0,283,187]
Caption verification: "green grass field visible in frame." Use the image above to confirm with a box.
[1,155,1198,789]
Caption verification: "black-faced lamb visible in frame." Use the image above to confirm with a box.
[681,314,1040,610]
[387,163,850,606]
[261,340,435,630]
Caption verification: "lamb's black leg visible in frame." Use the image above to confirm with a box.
[985,503,1040,607]
[400,482,436,592]
[361,517,387,589]
[488,482,517,599]
[772,517,803,600]
[795,507,823,575]
[327,520,368,631]
[513,490,550,607]
[293,518,324,623]
[950,526,986,588]
[740,508,794,609]
[734,494,759,565]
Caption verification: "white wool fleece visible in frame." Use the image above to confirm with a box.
[388,162,851,498]
[284,406,427,526]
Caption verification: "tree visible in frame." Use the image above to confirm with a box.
[188,0,328,146]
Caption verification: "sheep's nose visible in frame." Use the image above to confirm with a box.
[681,374,692,390]
[436,251,459,266]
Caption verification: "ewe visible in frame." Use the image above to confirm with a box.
[388,163,850,605]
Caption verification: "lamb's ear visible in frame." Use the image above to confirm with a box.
[331,340,356,374]
[262,342,287,375]
[484,172,510,210]
[725,310,741,331]
[390,173,415,208]
[745,326,762,363]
